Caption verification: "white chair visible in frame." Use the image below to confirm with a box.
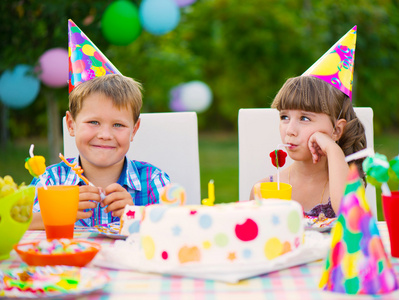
[63,112,201,204]
[238,107,377,217]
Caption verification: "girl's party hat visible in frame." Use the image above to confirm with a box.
[319,164,398,295]
[68,19,121,93]
[302,26,357,99]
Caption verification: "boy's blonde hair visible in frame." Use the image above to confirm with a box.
[69,74,143,123]
[271,76,367,176]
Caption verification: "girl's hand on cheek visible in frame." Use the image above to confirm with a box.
[308,132,336,164]
[77,185,102,220]
[101,183,133,218]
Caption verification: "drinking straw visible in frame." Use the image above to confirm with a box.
[276,144,289,190]
[58,153,106,200]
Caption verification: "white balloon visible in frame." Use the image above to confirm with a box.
[180,81,212,113]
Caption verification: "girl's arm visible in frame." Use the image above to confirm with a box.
[325,144,349,213]
[308,132,349,213]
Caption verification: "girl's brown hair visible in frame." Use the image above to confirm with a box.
[271,76,367,177]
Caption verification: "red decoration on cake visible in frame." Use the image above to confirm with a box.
[235,219,259,241]
[126,210,136,219]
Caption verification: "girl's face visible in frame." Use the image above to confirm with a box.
[66,92,139,170]
[279,109,334,161]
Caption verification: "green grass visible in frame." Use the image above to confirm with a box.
[198,131,238,204]
[0,138,50,186]
[2,130,399,221]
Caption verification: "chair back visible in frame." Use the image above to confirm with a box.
[238,107,377,216]
[63,112,201,204]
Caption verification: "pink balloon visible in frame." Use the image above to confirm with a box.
[39,48,69,88]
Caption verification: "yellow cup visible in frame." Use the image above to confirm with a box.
[254,182,292,200]
[37,186,79,239]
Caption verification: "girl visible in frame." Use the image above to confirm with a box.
[250,76,366,218]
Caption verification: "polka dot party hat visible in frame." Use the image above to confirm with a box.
[302,26,357,99]
[68,19,121,93]
[319,164,398,295]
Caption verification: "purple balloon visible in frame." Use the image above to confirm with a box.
[169,85,186,111]
[39,48,69,88]
[170,97,186,112]
[174,0,197,7]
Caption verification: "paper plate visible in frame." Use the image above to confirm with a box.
[94,222,127,239]
[0,265,109,298]
[14,240,101,267]
[304,216,337,232]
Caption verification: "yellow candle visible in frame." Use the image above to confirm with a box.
[208,179,215,202]
[202,179,215,206]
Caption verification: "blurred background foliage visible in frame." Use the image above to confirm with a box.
[1,0,398,143]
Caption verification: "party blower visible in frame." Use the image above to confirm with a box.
[361,152,399,258]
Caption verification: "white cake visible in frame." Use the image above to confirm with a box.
[119,183,186,236]
[119,205,145,236]
[138,199,304,267]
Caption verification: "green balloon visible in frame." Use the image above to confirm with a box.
[101,0,141,46]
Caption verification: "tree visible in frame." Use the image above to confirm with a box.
[1,0,398,142]
[0,0,113,161]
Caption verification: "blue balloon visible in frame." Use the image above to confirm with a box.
[139,0,180,35]
[0,65,40,109]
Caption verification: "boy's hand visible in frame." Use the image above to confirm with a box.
[77,185,102,220]
[101,183,133,218]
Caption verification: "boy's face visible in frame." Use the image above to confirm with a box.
[66,92,139,170]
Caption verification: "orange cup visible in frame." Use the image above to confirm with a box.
[37,186,79,239]
[382,191,399,258]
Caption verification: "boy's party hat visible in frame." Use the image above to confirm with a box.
[302,26,357,99]
[319,164,398,295]
[68,19,121,93]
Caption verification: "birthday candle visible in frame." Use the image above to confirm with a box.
[202,179,215,206]
[208,179,215,202]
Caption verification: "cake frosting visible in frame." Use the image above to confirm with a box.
[119,205,144,236]
[138,199,304,267]
[119,183,186,236]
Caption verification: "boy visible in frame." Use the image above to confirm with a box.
[29,74,170,229]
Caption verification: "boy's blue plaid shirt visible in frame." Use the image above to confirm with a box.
[31,156,170,226]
